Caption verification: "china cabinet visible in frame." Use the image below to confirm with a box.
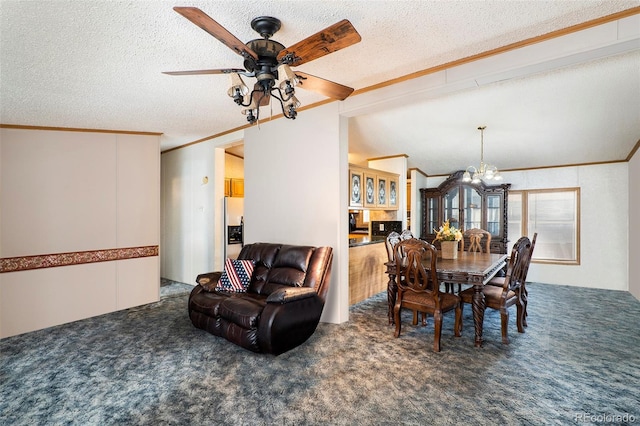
[420,170,510,253]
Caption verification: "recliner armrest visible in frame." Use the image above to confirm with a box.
[195,271,222,292]
[266,287,317,304]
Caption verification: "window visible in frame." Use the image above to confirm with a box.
[507,191,523,243]
[508,188,580,264]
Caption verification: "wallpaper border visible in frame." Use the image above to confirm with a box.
[0,246,159,273]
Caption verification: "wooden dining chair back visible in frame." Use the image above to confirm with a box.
[393,238,461,352]
[385,229,417,324]
[520,232,537,325]
[444,228,492,294]
[460,235,532,344]
[462,228,492,253]
[400,229,413,241]
[487,232,537,326]
[385,231,401,263]
[385,230,413,263]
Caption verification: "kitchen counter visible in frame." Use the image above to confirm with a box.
[348,234,385,247]
[348,237,388,305]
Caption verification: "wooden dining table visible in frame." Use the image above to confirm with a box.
[386,251,508,347]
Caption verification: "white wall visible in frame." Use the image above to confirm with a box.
[629,149,639,300]
[0,128,160,337]
[161,141,224,283]
[502,163,628,291]
[410,169,429,237]
[225,152,244,179]
[244,103,348,323]
[160,130,245,283]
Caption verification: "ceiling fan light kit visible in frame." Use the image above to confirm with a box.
[462,126,502,183]
[227,73,249,100]
[164,7,361,125]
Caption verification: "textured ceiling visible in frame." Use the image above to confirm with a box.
[349,50,640,173]
[1,1,639,174]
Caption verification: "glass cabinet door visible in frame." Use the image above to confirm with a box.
[426,197,439,234]
[486,194,501,236]
[463,186,482,230]
[443,187,460,229]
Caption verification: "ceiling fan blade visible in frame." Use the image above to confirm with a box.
[294,72,354,101]
[162,68,246,76]
[277,20,361,66]
[173,7,258,60]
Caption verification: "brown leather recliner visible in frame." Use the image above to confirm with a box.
[188,243,333,355]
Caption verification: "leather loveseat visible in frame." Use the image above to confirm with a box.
[188,242,333,355]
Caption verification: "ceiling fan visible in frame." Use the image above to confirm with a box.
[163,7,362,124]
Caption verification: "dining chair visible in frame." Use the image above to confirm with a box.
[459,235,532,344]
[462,228,492,253]
[384,229,414,256]
[385,230,424,325]
[393,238,462,352]
[444,228,491,293]
[487,232,537,326]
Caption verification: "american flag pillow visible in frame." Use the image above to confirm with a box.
[216,258,255,293]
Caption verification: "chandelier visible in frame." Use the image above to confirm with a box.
[462,126,502,183]
[227,62,300,125]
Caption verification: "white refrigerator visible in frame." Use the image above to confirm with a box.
[224,197,244,259]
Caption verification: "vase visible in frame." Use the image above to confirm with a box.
[440,240,459,259]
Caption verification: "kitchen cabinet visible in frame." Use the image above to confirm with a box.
[420,170,510,253]
[225,178,244,197]
[377,176,388,207]
[349,170,363,207]
[388,177,399,209]
[231,178,244,197]
[349,165,399,210]
[364,172,376,208]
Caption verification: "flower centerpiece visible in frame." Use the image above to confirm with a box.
[433,220,463,259]
[433,220,463,242]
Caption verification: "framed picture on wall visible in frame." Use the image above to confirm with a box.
[364,173,376,208]
[350,171,363,207]
[377,177,388,207]
[389,177,398,208]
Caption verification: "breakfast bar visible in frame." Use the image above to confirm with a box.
[348,235,386,305]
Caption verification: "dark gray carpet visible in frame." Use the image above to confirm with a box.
[160,278,193,298]
[1,283,639,425]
